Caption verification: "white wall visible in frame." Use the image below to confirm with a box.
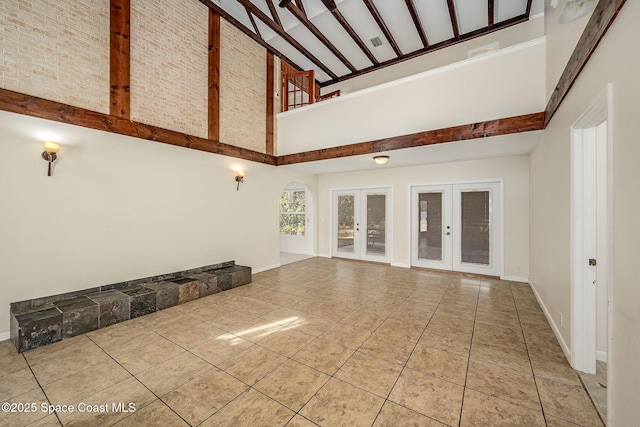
[531,1,640,422]
[0,111,317,336]
[322,16,544,95]
[317,154,530,280]
[278,39,546,156]
[544,2,593,99]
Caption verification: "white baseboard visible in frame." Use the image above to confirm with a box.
[529,282,571,361]
[391,262,410,268]
[501,275,530,283]
[0,331,10,342]
[318,253,332,258]
[596,350,607,362]
[253,263,281,274]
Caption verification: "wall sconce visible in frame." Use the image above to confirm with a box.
[235,170,245,191]
[373,155,389,165]
[41,141,60,176]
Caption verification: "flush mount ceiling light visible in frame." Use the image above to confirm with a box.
[559,0,596,24]
[373,155,389,165]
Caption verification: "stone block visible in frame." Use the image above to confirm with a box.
[11,306,63,353]
[231,265,252,287]
[171,278,200,304]
[122,286,157,319]
[190,272,220,298]
[143,282,179,310]
[54,297,99,338]
[217,271,233,291]
[87,291,130,328]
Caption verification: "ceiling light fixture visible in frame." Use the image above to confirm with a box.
[374,155,389,165]
[559,0,596,24]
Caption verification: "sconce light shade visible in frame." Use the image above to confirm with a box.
[43,141,60,154]
[373,155,389,165]
[42,141,60,176]
[235,170,245,191]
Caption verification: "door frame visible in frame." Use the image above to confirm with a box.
[409,180,504,277]
[330,187,393,263]
[569,83,613,424]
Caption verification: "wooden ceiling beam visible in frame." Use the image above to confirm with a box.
[109,0,130,119]
[235,0,338,79]
[245,8,262,38]
[266,0,282,26]
[447,0,460,39]
[325,4,378,66]
[488,0,494,28]
[320,14,527,87]
[285,2,357,72]
[0,88,277,165]
[277,112,545,165]
[295,0,306,18]
[405,0,428,48]
[545,0,627,126]
[362,0,402,57]
[526,0,533,16]
[198,0,300,74]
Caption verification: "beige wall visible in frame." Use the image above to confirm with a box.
[130,0,209,138]
[278,40,546,155]
[220,20,267,153]
[0,0,109,113]
[544,3,592,99]
[322,16,544,95]
[0,111,317,336]
[317,155,530,280]
[531,1,640,422]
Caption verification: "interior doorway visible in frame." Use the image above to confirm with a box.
[410,181,502,276]
[570,84,613,424]
[331,187,392,263]
[280,182,315,265]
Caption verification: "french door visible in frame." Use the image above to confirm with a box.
[332,188,391,263]
[411,182,501,276]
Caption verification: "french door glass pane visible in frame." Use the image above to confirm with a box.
[418,193,442,261]
[461,191,490,265]
[366,194,386,256]
[337,195,355,253]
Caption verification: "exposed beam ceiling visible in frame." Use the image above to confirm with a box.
[202,0,541,86]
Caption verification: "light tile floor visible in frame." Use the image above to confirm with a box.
[0,258,604,426]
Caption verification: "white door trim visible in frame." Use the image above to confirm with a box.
[331,187,392,263]
[410,180,503,277]
[569,83,614,425]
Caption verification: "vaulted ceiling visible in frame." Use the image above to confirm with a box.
[199,0,541,86]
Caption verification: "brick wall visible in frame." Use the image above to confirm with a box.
[130,0,208,138]
[0,0,272,152]
[0,0,109,113]
[220,20,266,153]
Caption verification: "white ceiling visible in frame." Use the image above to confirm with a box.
[280,131,543,175]
[210,0,544,84]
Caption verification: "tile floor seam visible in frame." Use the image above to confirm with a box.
[510,280,552,427]
[83,333,193,427]
[21,353,62,427]
[369,278,451,426]
[577,370,607,427]
[457,281,480,427]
